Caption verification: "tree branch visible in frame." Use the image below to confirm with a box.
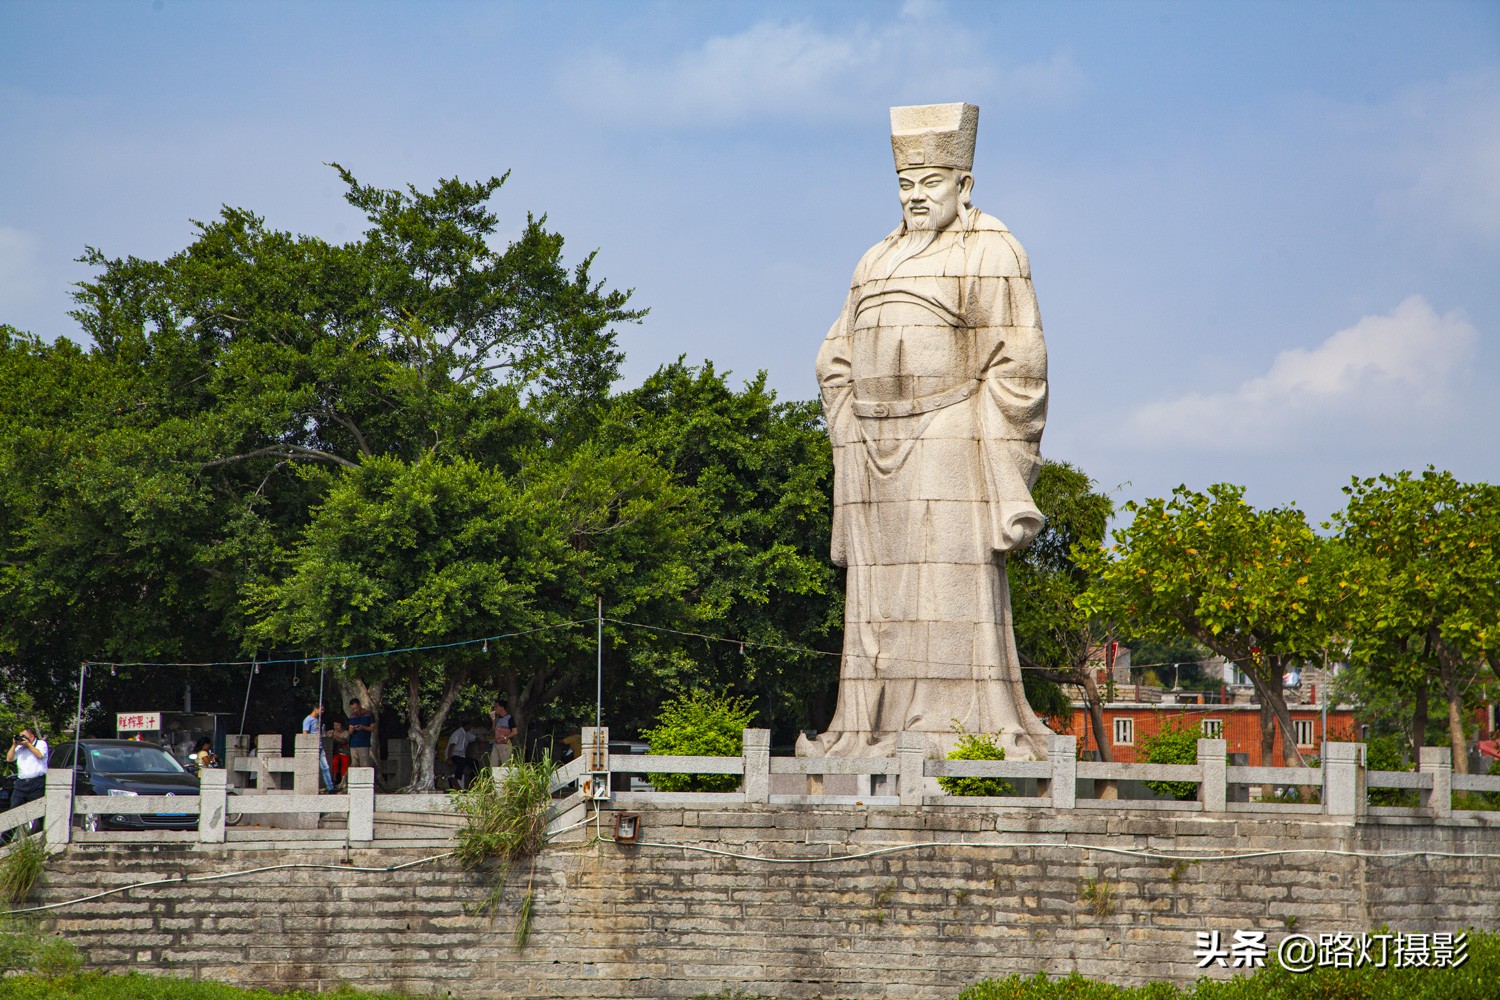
[320,409,373,457]
[205,445,358,470]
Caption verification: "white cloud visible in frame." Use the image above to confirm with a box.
[557,14,1082,127]
[1121,296,1479,452]
[0,227,43,313]
[1341,71,1500,244]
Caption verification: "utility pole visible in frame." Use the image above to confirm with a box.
[596,595,603,729]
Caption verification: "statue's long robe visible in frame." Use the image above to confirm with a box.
[800,208,1053,759]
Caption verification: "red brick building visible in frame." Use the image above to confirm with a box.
[1060,700,1359,766]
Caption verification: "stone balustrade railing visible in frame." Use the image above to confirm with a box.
[2,728,1494,850]
[575,727,1494,823]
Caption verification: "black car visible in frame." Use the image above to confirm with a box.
[53,739,203,831]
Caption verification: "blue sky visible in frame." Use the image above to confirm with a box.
[2,0,1496,522]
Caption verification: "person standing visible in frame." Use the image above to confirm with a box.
[490,700,516,769]
[445,722,479,790]
[327,719,351,792]
[6,727,49,815]
[347,699,381,790]
[301,705,335,793]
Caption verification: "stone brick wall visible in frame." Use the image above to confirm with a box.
[36,805,1500,998]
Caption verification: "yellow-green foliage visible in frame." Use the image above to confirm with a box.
[643,691,755,793]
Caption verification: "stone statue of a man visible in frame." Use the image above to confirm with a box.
[797,103,1054,761]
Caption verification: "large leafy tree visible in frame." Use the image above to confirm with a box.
[594,361,842,742]
[1008,460,1115,757]
[1332,469,1500,774]
[1078,484,1345,767]
[0,166,644,738]
[245,450,696,790]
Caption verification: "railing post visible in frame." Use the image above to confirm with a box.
[1323,741,1366,822]
[225,735,252,789]
[1197,738,1227,812]
[256,733,283,790]
[43,768,73,848]
[1419,746,1452,819]
[198,767,227,843]
[292,732,321,794]
[743,728,770,803]
[1048,735,1077,809]
[897,731,925,805]
[348,768,375,842]
[582,727,610,800]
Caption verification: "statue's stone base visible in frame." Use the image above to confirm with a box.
[795,726,1047,762]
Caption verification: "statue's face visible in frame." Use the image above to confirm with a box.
[898,167,969,231]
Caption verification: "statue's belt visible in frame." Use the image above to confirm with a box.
[851,380,978,418]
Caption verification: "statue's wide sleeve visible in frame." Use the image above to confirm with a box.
[972,229,1048,553]
[816,284,858,568]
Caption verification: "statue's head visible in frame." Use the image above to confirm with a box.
[898,166,972,232]
[890,103,978,232]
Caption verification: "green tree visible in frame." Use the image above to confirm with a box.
[595,361,841,741]
[1078,484,1344,768]
[1332,469,1500,774]
[0,165,644,740]
[246,449,696,790]
[1008,461,1115,758]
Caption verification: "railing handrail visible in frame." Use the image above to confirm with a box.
[13,731,1498,850]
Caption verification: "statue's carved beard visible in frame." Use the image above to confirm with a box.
[880,223,940,277]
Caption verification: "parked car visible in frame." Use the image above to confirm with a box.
[52,739,209,831]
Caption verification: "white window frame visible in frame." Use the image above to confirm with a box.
[1294,719,1315,747]
[1201,719,1223,739]
[1113,717,1135,746]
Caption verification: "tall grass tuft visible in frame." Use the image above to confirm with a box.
[450,753,557,923]
[0,830,46,905]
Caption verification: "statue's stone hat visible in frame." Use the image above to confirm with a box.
[890,102,978,171]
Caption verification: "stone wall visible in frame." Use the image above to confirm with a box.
[36,804,1500,998]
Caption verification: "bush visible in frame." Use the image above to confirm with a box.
[642,691,755,793]
[937,728,1014,797]
[1138,721,1201,801]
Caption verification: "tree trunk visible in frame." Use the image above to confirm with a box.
[1433,643,1471,775]
[1080,669,1113,763]
[1263,680,1307,769]
[1413,684,1427,751]
[401,661,468,792]
[337,675,384,723]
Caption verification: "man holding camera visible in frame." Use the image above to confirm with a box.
[7,728,49,812]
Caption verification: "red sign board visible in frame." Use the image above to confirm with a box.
[116,712,161,733]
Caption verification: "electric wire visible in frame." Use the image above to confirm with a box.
[80,617,594,670]
[600,837,1500,867]
[11,811,1499,917]
[3,852,455,915]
